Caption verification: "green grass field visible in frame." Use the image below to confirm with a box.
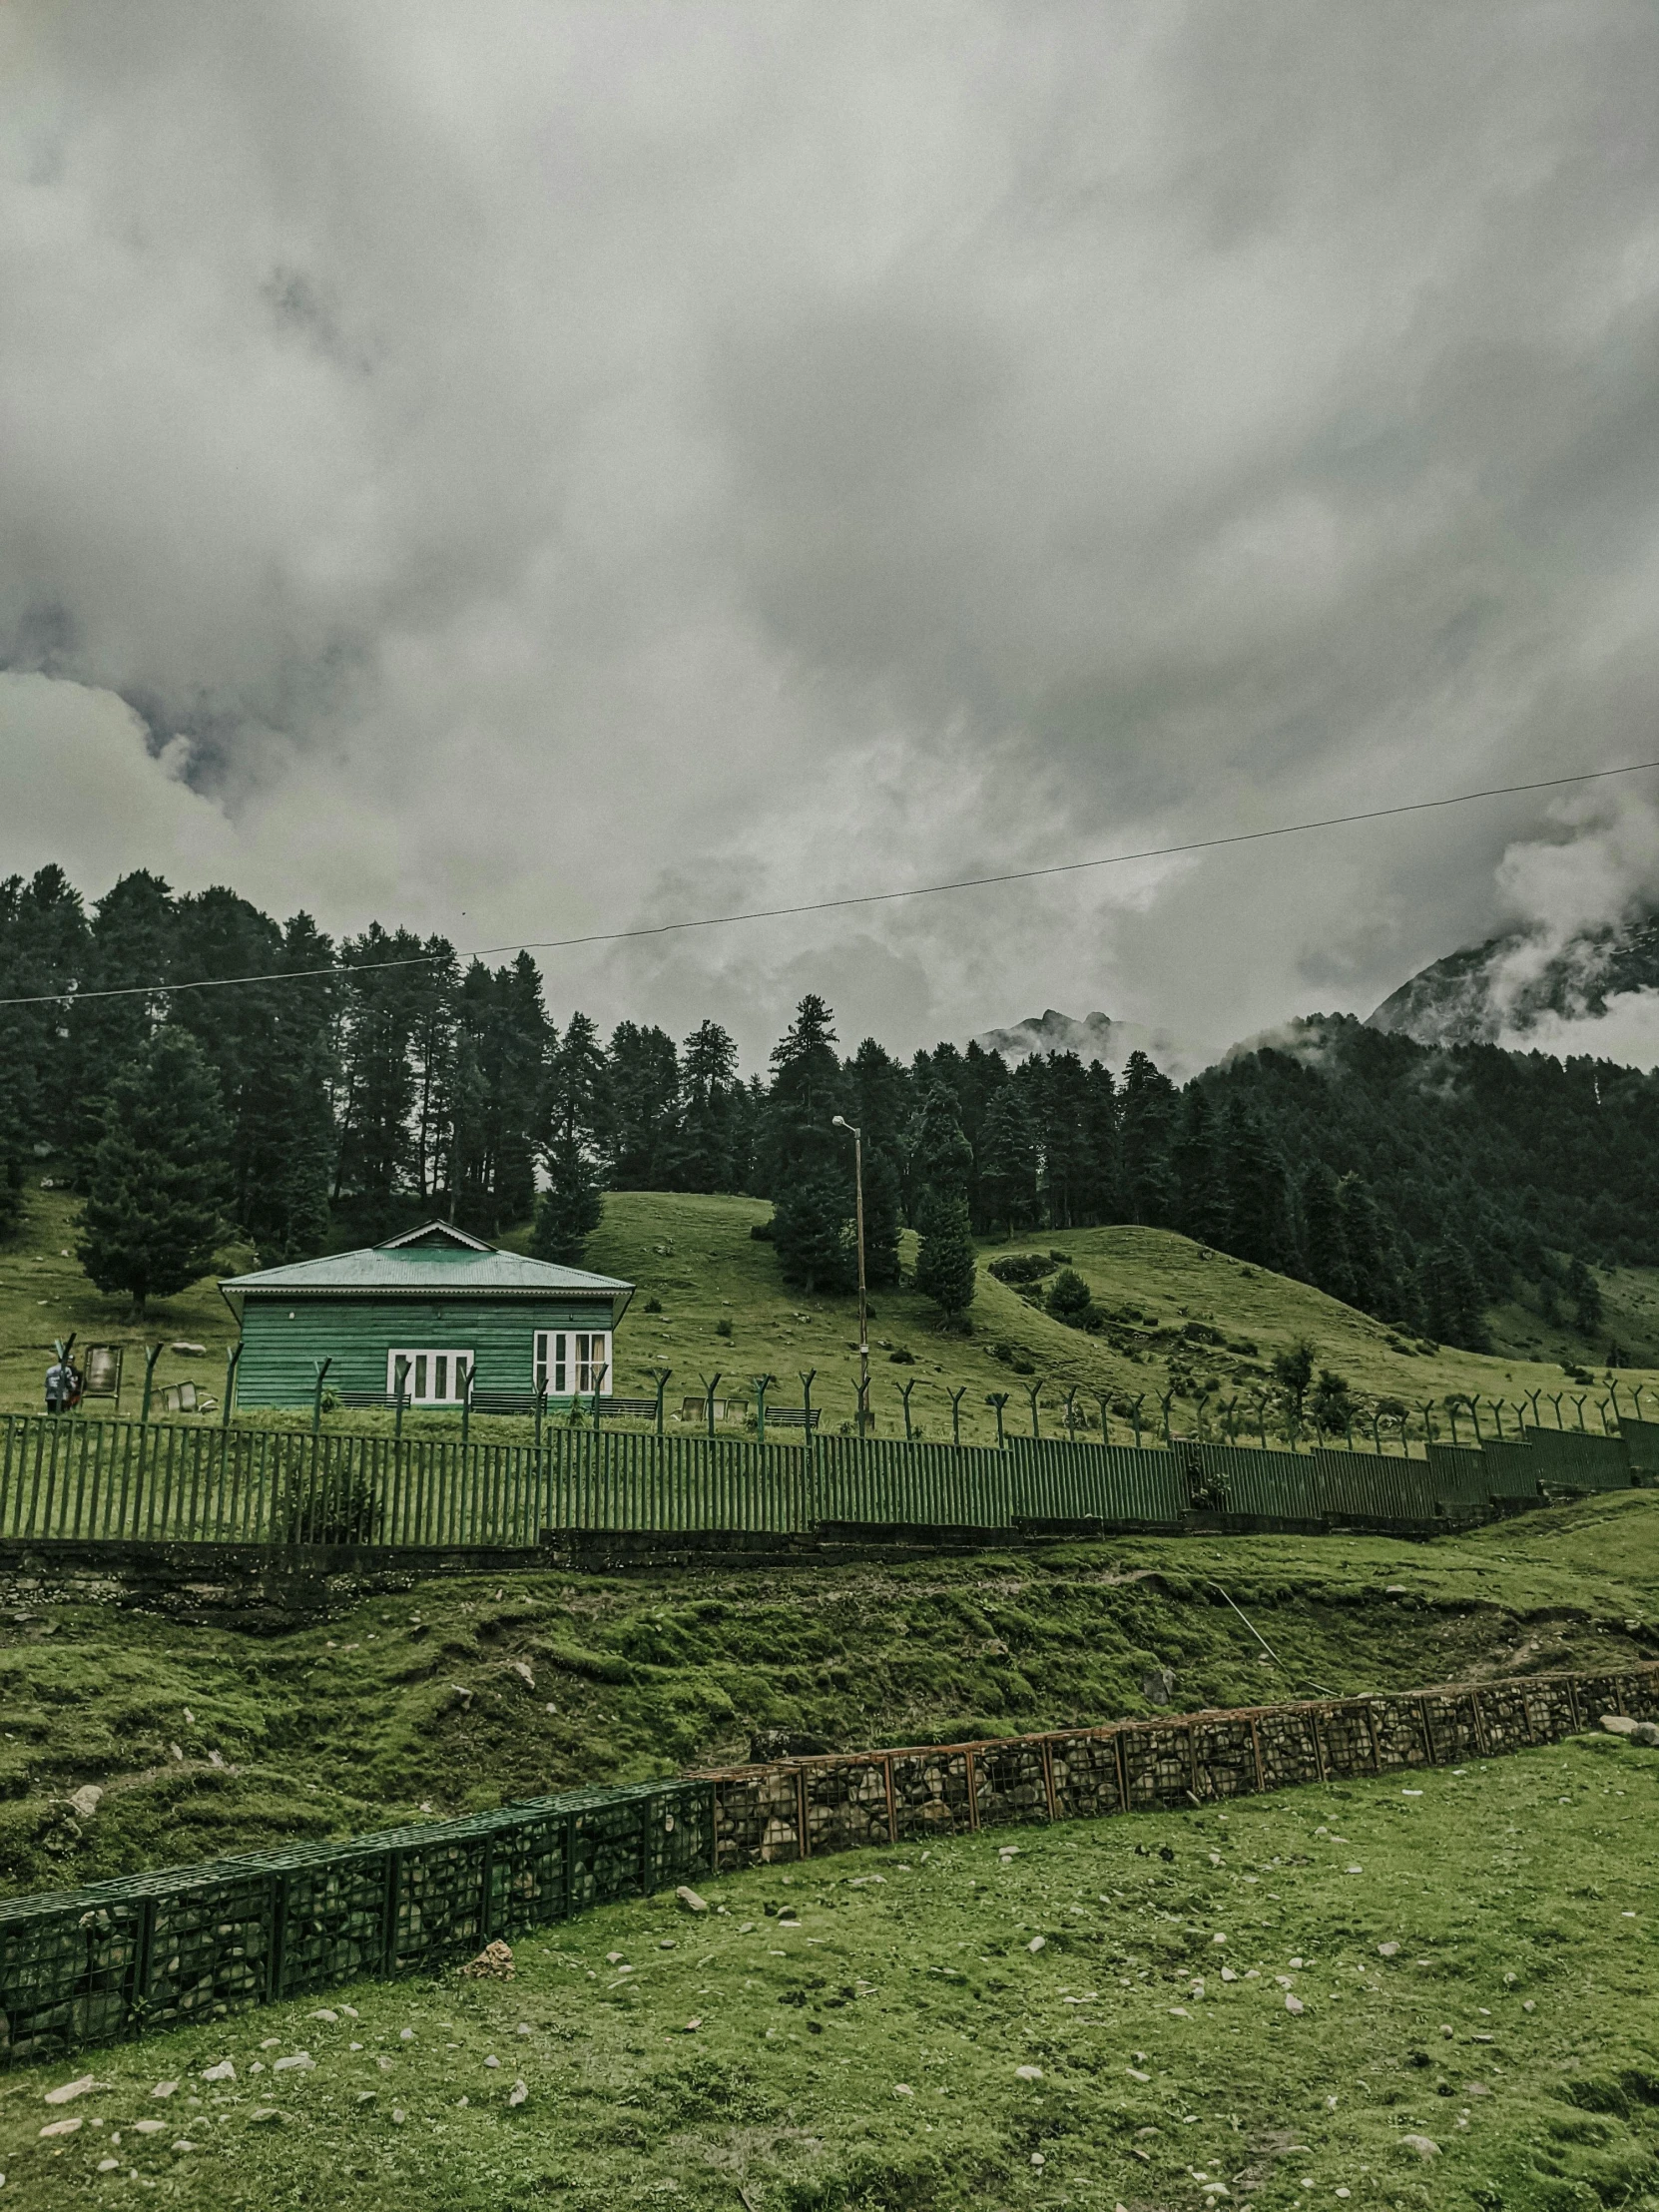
[1,1185,1649,1447]
[5,1729,1657,2211]
[1,1490,1653,1895]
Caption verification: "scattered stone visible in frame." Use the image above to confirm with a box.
[451,1686,473,1710]
[201,2061,235,2083]
[1600,1715,1638,1737]
[170,1343,206,1356]
[39,2117,83,2139]
[1142,1665,1176,1707]
[1027,1936,1046,1953]
[170,2140,196,2153]
[272,2053,313,2074]
[132,2121,166,2136]
[1399,2134,1439,2159]
[399,2028,415,2042]
[1378,1942,1399,1957]
[508,2080,528,2108]
[151,2082,178,2099]
[459,1940,514,1980]
[676,1887,709,1915]
[355,2091,376,2106]
[509,1660,535,1689]
[1636,1722,1659,1747]
[894,2083,914,2097]
[66,1787,102,1821]
[1285,1994,1306,2016]
[1015,2064,1043,2081]
[208,1750,225,1768]
[310,2009,338,2023]
[168,1744,183,1762]
[1126,2067,1151,2082]
[97,2157,120,2172]
[44,2075,97,2106]
[1220,1967,1238,1983]
[483,2056,500,2071]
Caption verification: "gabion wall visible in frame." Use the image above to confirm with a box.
[698,1662,1659,1869]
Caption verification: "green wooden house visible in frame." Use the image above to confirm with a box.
[221,1223,634,1412]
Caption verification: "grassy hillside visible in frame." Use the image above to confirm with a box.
[4,1732,1657,2211]
[0,1490,1653,1895]
[1,1183,1650,1440]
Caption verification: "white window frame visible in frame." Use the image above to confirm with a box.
[386,1349,475,1406]
[534,1330,611,1396]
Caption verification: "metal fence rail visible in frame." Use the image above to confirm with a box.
[0,1777,713,2068]
[0,1411,1642,1555]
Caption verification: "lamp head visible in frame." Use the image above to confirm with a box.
[831,1114,847,1129]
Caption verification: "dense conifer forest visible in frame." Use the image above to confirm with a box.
[3,863,1658,1347]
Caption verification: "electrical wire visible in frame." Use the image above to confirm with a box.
[3,754,1657,1010]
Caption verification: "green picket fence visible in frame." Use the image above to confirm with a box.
[0,1410,1639,1553]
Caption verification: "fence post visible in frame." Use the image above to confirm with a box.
[140,1344,162,1425]
[986,1392,1008,1448]
[591,1362,608,1431]
[648,1367,673,1438]
[1025,1381,1043,1440]
[534,1382,546,1455]
[752,1374,777,1447]
[948,1385,966,1447]
[1159,1390,1175,1448]
[1572,1393,1588,1433]
[394,1360,409,1449]
[311,1359,332,1438]
[1093,1392,1111,1446]
[1061,1385,1079,1439]
[897,1378,917,1441]
[222,1343,242,1429]
[700,1372,723,1443]
[1132,1393,1146,1450]
[799,1371,818,1517]
[460,1362,474,1447]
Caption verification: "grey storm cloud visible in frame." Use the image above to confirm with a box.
[4,1,1659,1072]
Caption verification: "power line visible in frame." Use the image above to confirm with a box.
[2,755,1656,1010]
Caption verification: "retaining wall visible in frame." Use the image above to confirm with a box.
[8,1661,1654,2066]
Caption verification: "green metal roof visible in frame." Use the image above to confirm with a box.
[222,1221,633,1301]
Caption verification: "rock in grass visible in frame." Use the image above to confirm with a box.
[459,1940,515,1980]
[67,1786,102,1820]
[1400,2134,1439,2158]
[39,2117,83,2139]
[1285,1994,1306,2015]
[1600,1715,1638,1737]
[1015,2065,1043,2081]
[1026,1936,1046,1953]
[249,2109,281,2126]
[201,2060,235,2082]
[132,2121,166,2136]
[1636,1722,1659,1747]
[508,2080,529,2108]
[676,1887,710,1914]
[44,2074,97,2105]
[272,2052,313,2074]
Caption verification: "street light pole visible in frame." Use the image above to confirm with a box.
[831,1114,869,1435]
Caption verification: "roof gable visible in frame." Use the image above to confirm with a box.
[377,1221,494,1254]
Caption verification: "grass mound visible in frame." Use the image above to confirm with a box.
[1,1492,1654,1894]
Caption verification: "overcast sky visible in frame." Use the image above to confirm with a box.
[5,2,1659,1073]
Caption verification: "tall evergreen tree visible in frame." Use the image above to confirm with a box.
[913,1190,977,1325]
[65,869,175,1179]
[1299,1160,1355,1305]
[977,1084,1040,1237]
[1079,1060,1121,1224]
[1220,1099,1297,1273]
[1031,1052,1093,1229]
[79,1027,231,1311]
[773,1171,854,1295]
[764,994,843,1190]
[237,912,338,1263]
[1169,1084,1229,1248]
[607,1022,681,1188]
[1119,1051,1178,1226]
[530,1133,604,1266]
[676,1019,743,1193]
[911,1081,974,1211]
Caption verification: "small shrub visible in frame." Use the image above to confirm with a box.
[749,1221,775,1243]
[987,1253,1055,1286]
[888,1348,916,1365]
[643,1296,663,1314]
[1010,1357,1035,1377]
[715,1318,734,1340]
[1047,1269,1094,1324]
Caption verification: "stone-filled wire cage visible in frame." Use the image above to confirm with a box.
[0,1779,713,2069]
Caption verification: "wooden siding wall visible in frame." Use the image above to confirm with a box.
[237,1298,618,1409]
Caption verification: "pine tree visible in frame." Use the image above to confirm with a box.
[860,1144,903,1288]
[676,1019,742,1193]
[977,1085,1040,1237]
[530,1133,604,1265]
[911,1082,974,1209]
[1169,1085,1229,1248]
[764,994,843,1189]
[1079,1059,1121,1224]
[772,1170,853,1295]
[79,1027,231,1311]
[238,912,338,1263]
[1032,1052,1093,1229]
[1567,1256,1603,1334]
[1300,1161,1355,1305]
[65,868,175,1179]
[913,1190,977,1325]
[607,1022,681,1187]
[1220,1099,1296,1273]
[1119,1051,1178,1225]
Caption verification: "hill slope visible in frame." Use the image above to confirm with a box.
[1370,905,1659,1046]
